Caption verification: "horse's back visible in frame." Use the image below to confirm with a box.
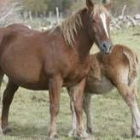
[0,24,50,89]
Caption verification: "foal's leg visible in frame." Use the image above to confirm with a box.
[130,84,140,137]
[48,76,63,140]
[0,80,18,134]
[117,83,140,137]
[83,93,93,134]
[69,78,88,138]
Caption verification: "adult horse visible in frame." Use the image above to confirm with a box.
[70,44,140,137]
[0,0,112,139]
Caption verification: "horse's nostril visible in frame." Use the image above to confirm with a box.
[100,41,112,54]
[103,43,107,49]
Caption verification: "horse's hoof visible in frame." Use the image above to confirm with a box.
[3,127,12,135]
[0,127,3,136]
[49,134,60,140]
[78,131,89,138]
[132,128,140,138]
[134,132,140,138]
[87,127,94,134]
[68,130,77,137]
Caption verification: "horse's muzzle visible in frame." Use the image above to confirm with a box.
[99,41,113,54]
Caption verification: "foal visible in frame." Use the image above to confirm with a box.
[70,44,140,137]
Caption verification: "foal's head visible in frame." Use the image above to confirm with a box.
[85,0,113,54]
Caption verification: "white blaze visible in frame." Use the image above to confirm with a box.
[100,13,109,38]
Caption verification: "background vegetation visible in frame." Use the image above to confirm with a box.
[0,0,140,28]
[21,0,140,16]
[1,0,140,17]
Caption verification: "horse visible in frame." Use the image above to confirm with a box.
[0,0,113,139]
[69,44,140,138]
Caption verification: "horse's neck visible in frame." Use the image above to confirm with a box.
[74,29,93,60]
[74,11,94,60]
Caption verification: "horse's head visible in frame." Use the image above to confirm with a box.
[86,0,113,54]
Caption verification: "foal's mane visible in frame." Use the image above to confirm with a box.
[60,4,110,47]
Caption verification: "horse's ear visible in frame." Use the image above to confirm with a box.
[104,1,112,10]
[86,0,94,10]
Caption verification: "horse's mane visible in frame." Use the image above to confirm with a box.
[60,4,111,47]
[60,8,84,47]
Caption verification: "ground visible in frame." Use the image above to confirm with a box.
[0,27,140,140]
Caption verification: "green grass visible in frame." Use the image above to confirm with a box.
[1,27,140,140]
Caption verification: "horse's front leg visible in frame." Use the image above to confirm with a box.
[48,76,63,140]
[83,93,93,134]
[69,78,89,138]
[68,91,77,137]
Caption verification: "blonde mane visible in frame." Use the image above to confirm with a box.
[60,9,83,47]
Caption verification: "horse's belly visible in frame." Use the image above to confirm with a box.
[0,49,46,89]
[86,76,114,94]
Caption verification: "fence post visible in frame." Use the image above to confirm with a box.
[56,7,60,24]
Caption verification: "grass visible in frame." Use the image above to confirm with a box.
[0,27,140,140]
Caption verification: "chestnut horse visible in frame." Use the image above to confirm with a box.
[0,0,113,139]
[70,44,140,137]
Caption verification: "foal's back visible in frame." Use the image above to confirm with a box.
[85,44,138,94]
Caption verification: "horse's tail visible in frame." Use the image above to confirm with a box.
[123,47,139,87]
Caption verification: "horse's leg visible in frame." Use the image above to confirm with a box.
[68,89,77,137]
[130,84,140,137]
[48,76,63,140]
[0,71,4,125]
[0,71,4,100]
[0,80,18,134]
[68,91,93,136]
[117,83,140,137]
[83,93,93,134]
[70,78,89,138]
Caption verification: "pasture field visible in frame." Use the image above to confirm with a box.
[0,27,140,140]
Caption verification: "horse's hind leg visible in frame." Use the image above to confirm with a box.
[130,84,140,137]
[0,80,18,134]
[117,83,140,137]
